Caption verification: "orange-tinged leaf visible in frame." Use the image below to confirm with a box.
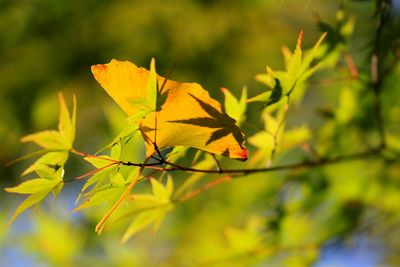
[91,59,248,161]
[91,60,150,116]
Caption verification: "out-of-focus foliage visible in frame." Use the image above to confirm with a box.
[2,0,400,267]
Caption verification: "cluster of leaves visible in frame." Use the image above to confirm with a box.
[6,28,332,241]
[5,94,76,225]
[5,2,400,266]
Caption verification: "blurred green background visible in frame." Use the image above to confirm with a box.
[1,0,399,266]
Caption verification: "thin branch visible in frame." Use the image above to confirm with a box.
[66,140,381,179]
[154,147,383,176]
[343,52,360,78]
[70,148,120,164]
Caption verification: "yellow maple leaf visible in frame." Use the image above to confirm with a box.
[91,59,248,161]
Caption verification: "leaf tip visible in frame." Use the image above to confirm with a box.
[220,87,229,94]
[95,223,103,234]
[20,135,30,143]
[297,30,304,48]
[150,57,156,68]
[4,187,13,193]
[58,91,65,105]
[91,64,108,80]
[234,146,248,161]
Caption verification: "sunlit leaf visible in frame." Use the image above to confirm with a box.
[52,181,64,197]
[286,30,304,92]
[73,183,124,212]
[84,156,116,169]
[5,178,60,194]
[246,91,271,103]
[255,66,275,88]
[58,93,76,147]
[254,32,327,104]
[150,177,173,203]
[76,166,117,203]
[21,130,67,150]
[13,92,76,223]
[21,151,69,177]
[106,194,170,231]
[91,59,248,160]
[20,94,76,151]
[127,108,153,125]
[221,87,247,126]
[95,126,139,155]
[146,57,157,111]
